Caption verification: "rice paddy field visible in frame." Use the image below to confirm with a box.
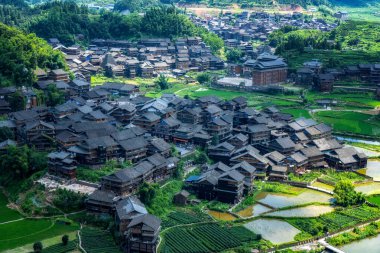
[244,219,301,244]
[0,193,21,223]
[0,218,79,251]
[314,111,380,137]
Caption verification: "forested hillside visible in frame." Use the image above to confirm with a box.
[0,23,66,86]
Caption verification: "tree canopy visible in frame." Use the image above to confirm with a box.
[333,180,365,207]
[0,22,66,86]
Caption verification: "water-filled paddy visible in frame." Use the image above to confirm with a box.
[236,203,272,218]
[340,234,380,253]
[264,205,334,217]
[244,219,300,244]
[357,161,380,181]
[355,182,380,195]
[256,190,333,208]
[207,210,237,221]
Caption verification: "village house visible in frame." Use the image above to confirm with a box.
[47,151,77,179]
[252,53,288,86]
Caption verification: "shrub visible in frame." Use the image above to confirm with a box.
[33,241,43,252]
[62,234,69,245]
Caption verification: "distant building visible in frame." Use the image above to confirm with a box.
[334,11,349,21]
[314,74,334,92]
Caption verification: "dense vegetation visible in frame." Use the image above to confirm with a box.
[333,180,365,207]
[0,22,66,86]
[0,145,47,182]
[0,1,222,47]
[114,0,161,13]
[269,21,380,69]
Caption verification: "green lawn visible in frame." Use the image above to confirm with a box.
[0,193,22,223]
[281,108,311,119]
[314,111,380,137]
[0,219,79,251]
[367,195,380,207]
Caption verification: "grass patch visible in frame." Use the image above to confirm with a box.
[281,108,311,119]
[5,231,78,253]
[288,172,321,183]
[0,192,22,223]
[206,200,231,212]
[255,181,303,195]
[314,111,380,137]
[322,169,367,184]
[0,218,79,251]
[367,195,380,207]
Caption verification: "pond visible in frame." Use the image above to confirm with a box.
[340,234,380,253]
[264,205,334,218]
[244,219,300,244]
[256,190,333,209]
[357,161,380,181]
[355,182,380,195]
[207,210,237,221]
[236,203,272,218]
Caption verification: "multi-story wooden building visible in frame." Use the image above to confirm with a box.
[252,53,288,85]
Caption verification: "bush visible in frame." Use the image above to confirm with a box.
[334,180,365,207]
[62,234,69,245]
[33,241,43,252]
[53,189,85,213]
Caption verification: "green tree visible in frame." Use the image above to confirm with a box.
[46,84,65,106]
[195,152,208,165]
[196,72,210,85]
[62,234,69,245]
[199,30,224,53]
[226,48,243,63]
[53,189,85,213]
[0,145,29,179]
[173,160,184,179]
[33,241,43,253]
[334,180,365,207]
[0,127,14,142]
[155,74,169,90]
[0,22,66,86]
[138,182,159,206]
[9,91,26,111]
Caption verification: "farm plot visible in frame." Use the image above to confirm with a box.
[286,205,380,236]
[339,205,380,221]
[0,218,79,252]
[0,193,22,223]
[80,227,121,253]
[161,224,257,253]
[162,210,212,228]
[42,240,77,253]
